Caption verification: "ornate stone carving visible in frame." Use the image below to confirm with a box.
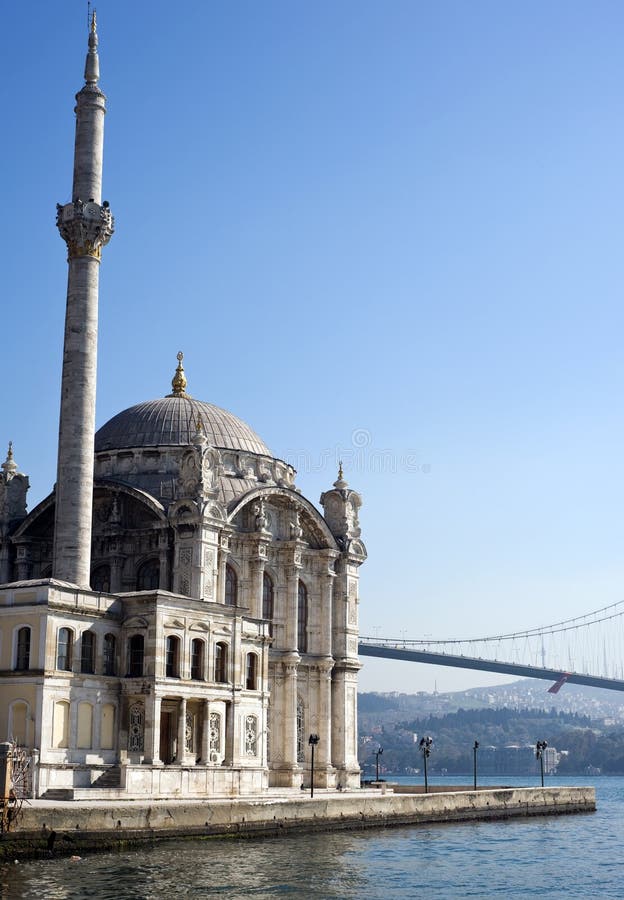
[128,702,144,752]
[56,199,114,260]
[179,548,192,567]
[209,712,221,763]
[245,715,258,756]
[290,510,303,541]
[252,499,270,534]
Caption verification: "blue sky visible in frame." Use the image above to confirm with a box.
[2,1,624,692]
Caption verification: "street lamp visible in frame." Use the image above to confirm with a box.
[308,734,320,798]
[536,740,548,787]
[375,747,383,782]
[473,740,479,791]
[419,736,433,794]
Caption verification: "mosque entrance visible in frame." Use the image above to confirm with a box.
[159,710,176,764]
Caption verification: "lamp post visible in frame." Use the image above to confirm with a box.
[473,740,479,790]
[419,736,433,793]
[375,746,383,782]
[308,734,320,798]
[536,740,548,787]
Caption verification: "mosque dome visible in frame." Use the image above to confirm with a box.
[94,353,271,457]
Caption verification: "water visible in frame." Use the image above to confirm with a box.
[0,776,618,899]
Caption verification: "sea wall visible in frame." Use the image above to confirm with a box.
[0,786,595,859]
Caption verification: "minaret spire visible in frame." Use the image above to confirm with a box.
[53,17,114,587]
[84,10,100,86]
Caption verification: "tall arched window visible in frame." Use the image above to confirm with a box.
[165,635,180,678]
[246,653,258,691]
[80,631,96,674]
[297,580,308,653]
[56,628,73,671]
[191,639,204,680]
[137,559,160,591]
[103,633,116,676]
[127,634,144,677]
[15,627,31,671]
[214,642,228,683]
[91,564,111,593]
[262,572,274,622]
[225,565,238,606]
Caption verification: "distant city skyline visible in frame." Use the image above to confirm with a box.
[3,2,624,692]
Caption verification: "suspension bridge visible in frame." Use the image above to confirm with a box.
[359,598,624,693]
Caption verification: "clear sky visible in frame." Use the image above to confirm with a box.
[2,1,624,693]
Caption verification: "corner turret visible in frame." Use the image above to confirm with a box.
[320,462,364,551]
[0,444,29,583]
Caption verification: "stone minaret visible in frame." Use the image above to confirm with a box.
[53,12,114,587]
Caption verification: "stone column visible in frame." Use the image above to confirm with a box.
[315,663,334,781]
[200,699,211,764]
[176,697,187,764]
[224,701,235,765]
[52,16,113,588]
[319,570,335,657]
[158,541,170,593]
[216,537,230,605]
[143,694,162,765]
[284,563,300,651]
[109,556,124,594]
[249,557,265,620]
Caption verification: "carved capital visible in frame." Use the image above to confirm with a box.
[57,199,114,260]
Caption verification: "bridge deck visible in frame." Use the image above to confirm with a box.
[358,642,624,692]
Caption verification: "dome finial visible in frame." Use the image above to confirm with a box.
[333,459,348,489]
[169,351,190,398]
[1,441,18,478]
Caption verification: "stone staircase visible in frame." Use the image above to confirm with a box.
[90,766,121,789]
[42,766,122,800]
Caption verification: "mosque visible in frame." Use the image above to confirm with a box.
[0,16,365,799]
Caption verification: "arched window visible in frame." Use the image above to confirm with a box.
[127,634,144,677]
[103,633,116,676]
[91,564,110,593]
[56,628,73,671]
[165,635,180,678]
[80,631,96,674]
[15,627,31,671]
[262,572,274,625]
[137,559,160,591]
[191,639,204,680]
[297,580,308,653]
[225,564,237,606]
[245,653,258,691]
[214,642,228,683]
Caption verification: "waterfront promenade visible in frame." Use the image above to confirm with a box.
[0,785,595,859]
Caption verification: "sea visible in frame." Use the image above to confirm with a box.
[0,775,619,899]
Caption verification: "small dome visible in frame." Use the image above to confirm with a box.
[95,396,271,456]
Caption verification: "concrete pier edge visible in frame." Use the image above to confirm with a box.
[0,786,595,860]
